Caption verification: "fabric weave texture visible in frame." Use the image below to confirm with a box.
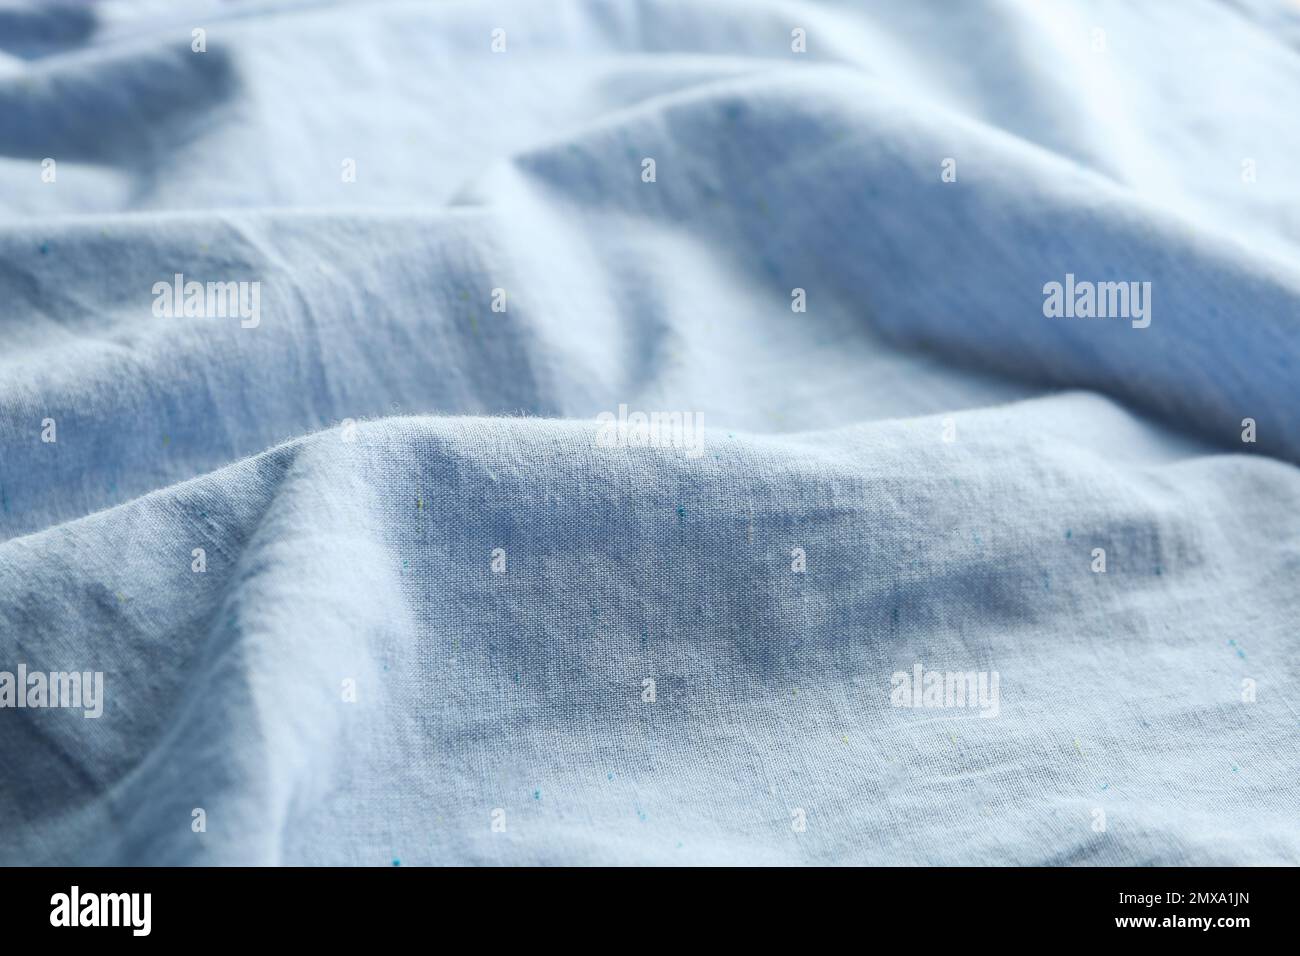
[0,0,1298,865]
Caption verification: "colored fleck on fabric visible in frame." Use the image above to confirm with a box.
[1,0,1298,865]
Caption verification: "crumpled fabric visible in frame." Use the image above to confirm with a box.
[1,0,1297,865]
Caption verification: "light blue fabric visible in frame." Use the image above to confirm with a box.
[1,0,1298,865]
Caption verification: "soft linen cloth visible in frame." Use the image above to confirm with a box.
[1,0,1298,865]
